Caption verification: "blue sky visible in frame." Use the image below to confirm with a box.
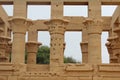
[2,5,117,63]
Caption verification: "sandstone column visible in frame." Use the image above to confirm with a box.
[81,23,88,63]
[84,18,103,64]
[106,42,114,63]
[0,15,11,62]
[107,37,119,63]
[5,42,12,62]
[44,19,68,70]
[8,17,33,64]
[27,29,42,64]
[80,42,88,63]
[26,41,41,64]
[113,27,120,63]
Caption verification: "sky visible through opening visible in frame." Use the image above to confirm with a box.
[2,5,117,63]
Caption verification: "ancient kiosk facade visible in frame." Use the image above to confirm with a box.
[0,0,120,80]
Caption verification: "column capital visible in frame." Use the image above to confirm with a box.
[0,36,11,45]
[6,42,12,51]
[107,36,120,49]
[26,41,42,53]
[83,18,103,34]
[105,42,113,55]
[113,27,120,37]
[8,17,33,34]
[83,18,103,26]
[107,36,118,42]
[44,19,69,35]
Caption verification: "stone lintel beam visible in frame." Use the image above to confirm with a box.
[0,5,9,24]
[0,5,10,37]
[32,17,110,31]
[44,18,69,26]
[110,6,120,31]
[0,0,120,5]
[101,0,120,5]
[0,0,13,4]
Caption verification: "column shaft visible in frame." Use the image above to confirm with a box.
[27,52,36,64]
[8,17,33,64]
[84,18,102,64]
[26,41,41,64]
[81,25,88,63]
[12,33,25,63]
[50,34,64,65]
[81,42,88,63]
[88,33,101,63]
[44,19,69,71]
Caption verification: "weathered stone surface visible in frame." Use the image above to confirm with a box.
[0,0,120,80]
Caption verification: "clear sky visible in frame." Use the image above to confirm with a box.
[2,5,117,63]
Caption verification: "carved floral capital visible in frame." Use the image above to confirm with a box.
[83,18,103,34]
[26,41,42,53]
[8,17,33,34]
[44,19,69,35]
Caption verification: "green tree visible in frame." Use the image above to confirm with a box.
[64,56,76,63]
[37,46,50,64]
[36,46,77,64]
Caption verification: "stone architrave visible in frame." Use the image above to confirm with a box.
[8,17,33,64]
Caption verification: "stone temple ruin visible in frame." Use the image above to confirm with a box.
[0,0,120,80]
